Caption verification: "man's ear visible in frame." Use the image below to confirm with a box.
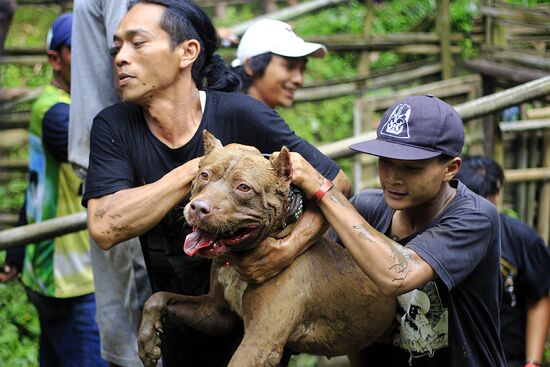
[178,39,200,69]
[444,157,462,181]
[243,58,254,77]
[47,50,62,71]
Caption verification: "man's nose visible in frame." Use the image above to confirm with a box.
[114,43,130,66]
[381,164,403,183]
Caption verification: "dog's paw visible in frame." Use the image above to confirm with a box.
[138,323,163,367]
[138,294,167,367]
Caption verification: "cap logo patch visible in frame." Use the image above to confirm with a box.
[380,103,411,139]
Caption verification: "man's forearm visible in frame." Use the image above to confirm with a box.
[525,295,550,364]
[333,169,352,198]
[88,162,197,249]
[317,188,434,296]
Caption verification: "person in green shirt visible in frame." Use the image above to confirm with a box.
[1,13,106,367]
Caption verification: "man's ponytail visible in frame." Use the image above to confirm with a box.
[199,54,241,92]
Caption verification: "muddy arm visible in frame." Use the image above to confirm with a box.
[300,188,435,296]
[290,155,435,296]
[87,158,199,249]
[233,169,350,283]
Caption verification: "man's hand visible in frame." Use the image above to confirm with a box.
[228,235,296,284]
[230,152,349,284]
[270,151,327,198]
[0,264,19,282]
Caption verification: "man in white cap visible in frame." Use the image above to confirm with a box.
[231,19,326,109]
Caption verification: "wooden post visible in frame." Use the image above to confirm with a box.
[263,0,278,13]
[487,0,507,164]
[358,0,374,77]
[538,131,550,244]
[482,0,493,47]
[516,133,528,221]
[354,0,375,192]
[526,132,539,227]
[353,99,363,194]
[215,2,227,19]
[436,0,452,80]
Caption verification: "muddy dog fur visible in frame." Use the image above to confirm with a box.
[138,131,395,367]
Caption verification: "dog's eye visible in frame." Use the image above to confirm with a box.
[237,183,251,192]
[199,172,209,180]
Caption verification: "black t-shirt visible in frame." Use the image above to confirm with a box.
[499,213,550,362]
[84,90,340,294]
[336,180,506,367]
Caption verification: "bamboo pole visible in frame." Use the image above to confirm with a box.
[295,63,442,102]
[537,131,550,243]
[499,119,550,132]
[526,132,538,226]
[516,134,528,221]
[505,167,550,183]
[454,75,550,121]
[436,0,452,80]
[0,212,87,250]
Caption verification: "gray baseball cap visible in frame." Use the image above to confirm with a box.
[349,95,464,160]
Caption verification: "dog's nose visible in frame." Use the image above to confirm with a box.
[189,199,212,218]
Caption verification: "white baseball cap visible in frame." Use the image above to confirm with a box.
[231,19,327,68]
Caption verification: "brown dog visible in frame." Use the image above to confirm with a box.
[137,131,395,367]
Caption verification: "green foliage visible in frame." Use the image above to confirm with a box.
[1,64,51,88]
[288,353,319,367]
[4,5,60,49]
[0,252,39,367]
[293,1,366,35]
[213,4,257,28]
[0,178,26,212]
[506,0,550,5]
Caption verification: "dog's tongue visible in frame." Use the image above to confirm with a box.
[183,230,215,256]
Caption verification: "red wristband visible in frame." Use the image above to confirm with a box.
[524,361,541,367]
[313,179,334,201]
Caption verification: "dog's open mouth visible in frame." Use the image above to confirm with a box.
[183,225,259,257]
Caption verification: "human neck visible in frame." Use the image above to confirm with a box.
[51,74,69,94]
[247,86,274,109]
[395,182,456,237]
[143,82,202,149]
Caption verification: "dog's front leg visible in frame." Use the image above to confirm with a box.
[138,291,240,366]
[138,274,241,366]
[138,291,169,367]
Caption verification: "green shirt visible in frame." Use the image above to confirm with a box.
[22,84,94,298]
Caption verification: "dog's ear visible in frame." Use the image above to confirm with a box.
[273,146,292,185]
[202,130,223,155]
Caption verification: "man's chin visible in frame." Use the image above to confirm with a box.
[278,98,294,108]
[121,93,141,104]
